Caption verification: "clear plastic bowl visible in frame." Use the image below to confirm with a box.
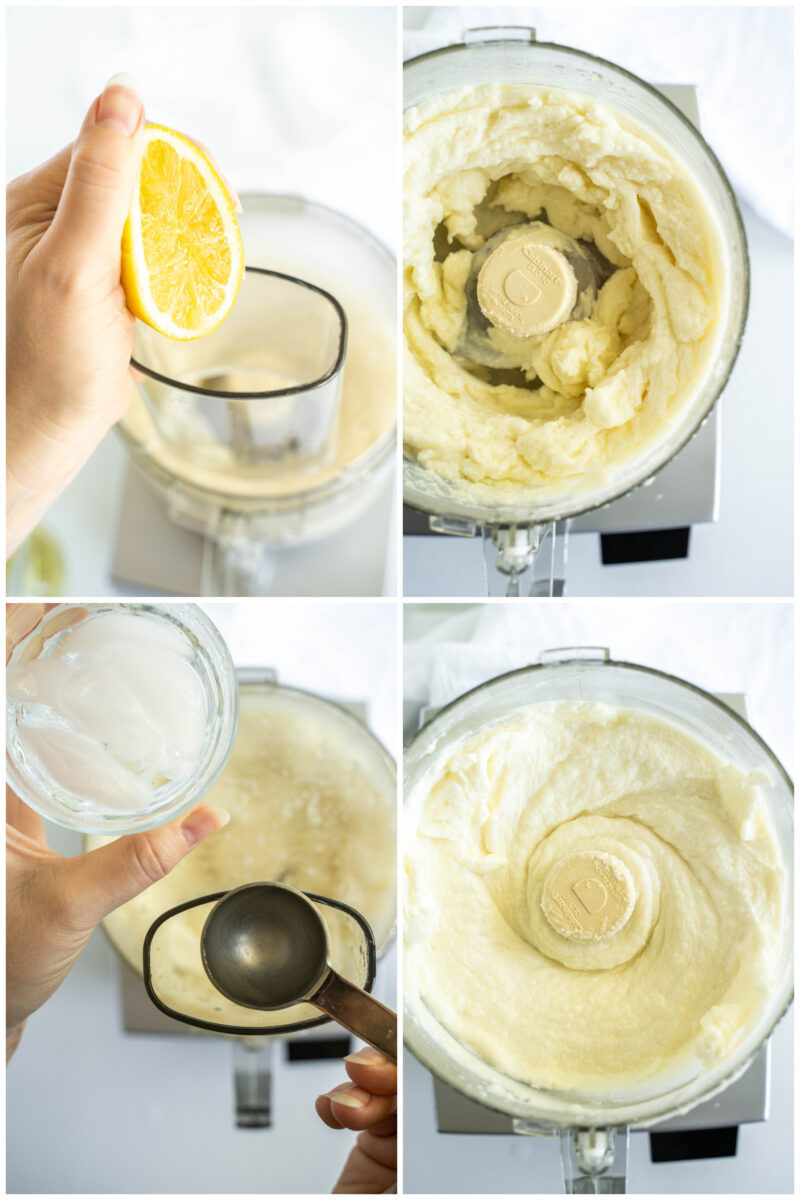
[403,651,793,1129]
[119,195,396,548]
[87,671,397,1029]
[403,33,749,525]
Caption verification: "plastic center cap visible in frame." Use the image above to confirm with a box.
[541,851,636,942]
[477,238,578,337]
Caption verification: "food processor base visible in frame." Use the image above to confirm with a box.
[112,463,394,597]
[432,1043,770,1135]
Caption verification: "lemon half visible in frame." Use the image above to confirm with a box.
[121,124,244,340]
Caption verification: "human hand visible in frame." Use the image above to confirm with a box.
[6,787,228,1058]
[316,1049,397,1194]
[5,603,230,1058]
[6,74,145,554]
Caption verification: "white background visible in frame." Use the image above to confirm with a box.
[6,601,399,1195]
[403,5,794,598]
[403,599,793,1194]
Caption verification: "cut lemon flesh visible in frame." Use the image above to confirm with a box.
[121,124,244,340]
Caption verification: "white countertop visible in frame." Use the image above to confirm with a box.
[8,7,397,253]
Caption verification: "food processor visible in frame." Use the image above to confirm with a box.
[86,670,397,1128]
[116,196,396,596]
[403,648,793,1192]
[403,28,749,596]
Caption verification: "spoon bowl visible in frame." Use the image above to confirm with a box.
[202,882,330,1009]
[200,881,398,1062]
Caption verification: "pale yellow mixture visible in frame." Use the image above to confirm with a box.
[405,702,785,1094]
[404,84,724,505]
[90,686,396,1028]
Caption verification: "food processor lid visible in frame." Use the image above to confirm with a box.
[90,669,398,985]
[410,650,793,790]
[131,266,348,400]
[143,887,377,1038]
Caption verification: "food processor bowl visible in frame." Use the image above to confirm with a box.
[87,670,397,1125]
[118,196,396,595]
[403,29,749,555]
[90,669,397,981]
[403,649,792,1186]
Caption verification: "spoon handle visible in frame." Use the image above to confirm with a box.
[314,970,397,1063]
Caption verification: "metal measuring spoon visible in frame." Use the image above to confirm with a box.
[201,882,397,1062]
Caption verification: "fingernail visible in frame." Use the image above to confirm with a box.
[96,73,143,135]
[105,71,141,93]
[344,1048,389,1067]
[207,805,231,829]
[319,1085,371,1109]
[180,805,230,848]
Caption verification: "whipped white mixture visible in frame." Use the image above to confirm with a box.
[405,702,786,1095]
[404,84,724,507]
[91,685,396,1028]
[7,611,208,812]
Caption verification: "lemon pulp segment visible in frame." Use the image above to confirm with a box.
[122,124,243,340]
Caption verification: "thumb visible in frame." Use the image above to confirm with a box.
[59,804,230,930]
[48,73,144,272]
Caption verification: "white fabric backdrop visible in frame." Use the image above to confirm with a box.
[404,601,793,770]
[404,5,793,239]
[7,6,397,251]
[200,600,397,754]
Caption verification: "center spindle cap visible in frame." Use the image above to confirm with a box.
[541,851,635,942]
[477,238,578,337]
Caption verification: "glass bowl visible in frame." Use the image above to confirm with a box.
[6,603,239,835]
